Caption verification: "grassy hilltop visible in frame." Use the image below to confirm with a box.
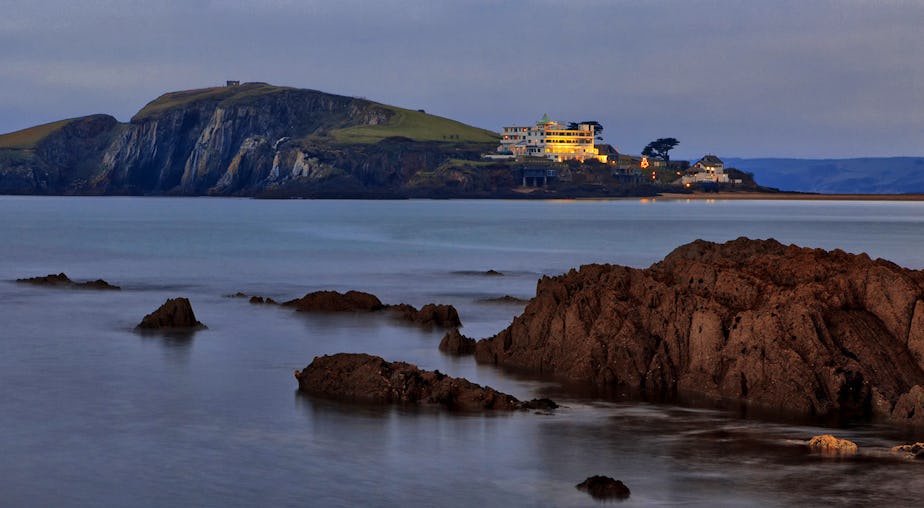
[0,117,86,150]
[128,82,498,144]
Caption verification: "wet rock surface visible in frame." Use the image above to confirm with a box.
[136,298,206,330]
[576,475,631,500]
[17,272,120,290]
[294,353,554,411]
[474,237,924,423]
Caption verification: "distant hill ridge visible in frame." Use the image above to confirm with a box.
[0,82,499,196]
[726,157,924,194]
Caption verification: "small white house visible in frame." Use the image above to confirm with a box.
[681,155,738,184]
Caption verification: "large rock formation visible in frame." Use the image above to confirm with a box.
[474,238,924,424]
[294,353,556,411]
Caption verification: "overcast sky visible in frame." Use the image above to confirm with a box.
[1,0,921,159]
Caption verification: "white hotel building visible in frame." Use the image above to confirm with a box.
[498,114,607,163]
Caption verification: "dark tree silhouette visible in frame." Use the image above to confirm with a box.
[580,121,603,135]
[641,138,679,161]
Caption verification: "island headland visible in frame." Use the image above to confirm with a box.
[0,82,775,199]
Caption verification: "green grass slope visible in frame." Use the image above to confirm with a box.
[330,105,499,144]
[0,118,82,149]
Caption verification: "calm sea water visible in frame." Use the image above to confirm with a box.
[1,196,923,507]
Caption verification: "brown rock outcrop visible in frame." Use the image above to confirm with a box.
[294,353,554,411]
[136,298,206,330]
[807,435,858,456]
[389,303,461,328]
[17,273,120,290]
[576,476,631,500]
[474,238,924,423]
[439,328,477,355]
[283,290,384,312]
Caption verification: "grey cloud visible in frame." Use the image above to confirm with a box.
[1,0,921,158]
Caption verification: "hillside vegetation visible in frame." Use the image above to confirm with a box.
[330,105,499,144]
[0,117,82,149]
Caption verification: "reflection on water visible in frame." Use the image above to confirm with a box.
[2,197,924,506]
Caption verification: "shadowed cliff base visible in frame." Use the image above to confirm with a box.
[472,237,924,426]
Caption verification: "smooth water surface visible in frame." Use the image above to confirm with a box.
[2,197,923,506]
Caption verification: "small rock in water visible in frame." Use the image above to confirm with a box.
[295,353,555,412]
[17,272,120,290]
[807,435,858,457]
[480,295,528,304]
[484,269,504,276]
[283,290,383,312]
[439,328,476,355]
[576,475,630,500]
[389,302,461,328]
[136,297,206,330]
[890,442,924,459]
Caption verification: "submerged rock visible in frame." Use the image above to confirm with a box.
[576,475,631,500]
[294,353,554,411]
[17,272,120,290]
[283,290,383,312]
[807,435,858,457]
[439,328,477,355]
[474,237,924,423]
[136,298,206,330]
[389,303,461,328]
[249,296,277,305]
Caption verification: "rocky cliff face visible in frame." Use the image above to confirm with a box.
[0,114,119,194]
[0,83,494,197]
[474,237,924,424]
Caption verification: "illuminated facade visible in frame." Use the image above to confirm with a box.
[681,155,734,184]
[498,114,607,163]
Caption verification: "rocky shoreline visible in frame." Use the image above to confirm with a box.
[13,238,924,428]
